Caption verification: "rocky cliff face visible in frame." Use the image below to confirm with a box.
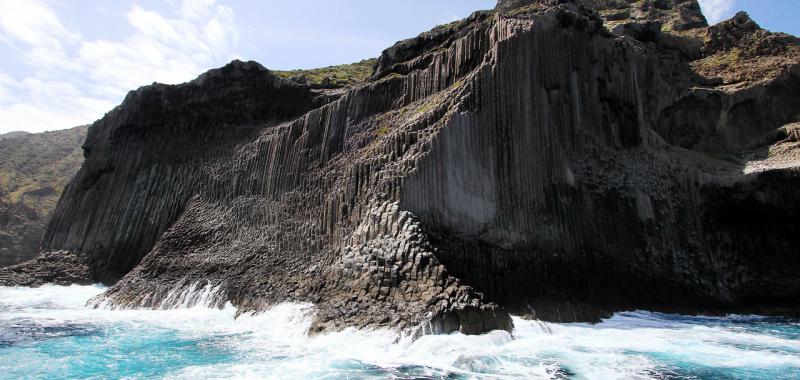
[2,0,799,335]
[0,126,87,267]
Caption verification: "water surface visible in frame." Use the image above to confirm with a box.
[1,285,798,379]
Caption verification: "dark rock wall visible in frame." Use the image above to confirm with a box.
[657,65,800,153]
[64,21,511,333]
[400,7,800,320]
[2,1,799,333]
[0,201,44,267]
[41,62,321,282]
[403,15,697,319]
[701,171,800,307]
[101,22,511,333]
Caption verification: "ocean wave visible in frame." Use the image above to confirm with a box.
[1,285,799,379]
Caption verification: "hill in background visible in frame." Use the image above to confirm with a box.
[0,126,87,267]
[0,131,31,141]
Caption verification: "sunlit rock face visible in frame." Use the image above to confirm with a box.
[2,0,799,334]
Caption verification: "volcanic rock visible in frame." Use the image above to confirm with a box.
[2,0,799,334]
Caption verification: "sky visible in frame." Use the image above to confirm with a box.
[0,0,798,134]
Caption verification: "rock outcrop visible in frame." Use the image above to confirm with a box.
[0,126,87,267]
[2,0,799,334]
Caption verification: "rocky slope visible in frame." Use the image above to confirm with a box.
[0,126,87,267]
[2,0,799,335]
[0,131,31,140]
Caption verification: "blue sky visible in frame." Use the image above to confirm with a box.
[0,0,797,133]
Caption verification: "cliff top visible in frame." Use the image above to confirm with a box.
[693,11,800,87]
[108,0,797,112]
[493,0,798,88]
[271,58,377,89]
[496,0,707,30]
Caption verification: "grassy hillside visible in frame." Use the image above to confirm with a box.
[272,58,377,87]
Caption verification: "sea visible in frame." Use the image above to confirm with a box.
[1,284,798,379]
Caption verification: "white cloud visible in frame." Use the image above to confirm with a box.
[698,0,736,25]
[79,2,237,93]
[178,0,218,21]
[0,0,82,75]
[0,0,238,133]
[0,69,18,103]
[0,0,79,48]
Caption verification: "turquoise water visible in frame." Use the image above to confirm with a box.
[1,285,799,379]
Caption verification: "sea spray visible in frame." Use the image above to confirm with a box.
[88,279,230,310]
[1,285,799,379]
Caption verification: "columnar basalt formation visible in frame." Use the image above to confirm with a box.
[2,0,799,334]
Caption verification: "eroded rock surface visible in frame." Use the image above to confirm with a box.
[3,0,799,334]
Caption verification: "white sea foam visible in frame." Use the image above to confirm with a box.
[1,285,799,380]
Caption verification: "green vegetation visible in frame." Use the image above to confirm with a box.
[695,49,743,71]
[382,73,406,81]
[415,101,437,116]
[376,125,390,137]
[272,58,377,87]
[505,4,547,17]
[432,19,464,32]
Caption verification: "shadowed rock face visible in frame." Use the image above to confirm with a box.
[2,0,799,334]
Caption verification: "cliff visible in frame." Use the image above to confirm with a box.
[0,126,87,267]
[2,0,799,335]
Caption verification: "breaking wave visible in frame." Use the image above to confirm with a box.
[1,285,798,379]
